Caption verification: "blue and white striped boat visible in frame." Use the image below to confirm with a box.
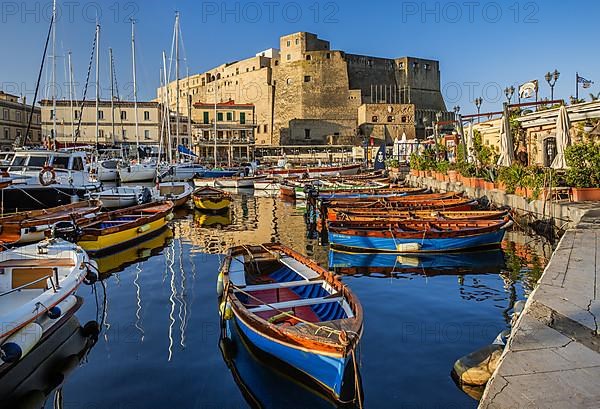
[328,219,511,253]
[218,244,363,402]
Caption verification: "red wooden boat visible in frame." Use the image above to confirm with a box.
[266,163,361,178]
[325,197,477,213]
[327,209,509,222]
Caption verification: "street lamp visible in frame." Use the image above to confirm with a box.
[545,69,560,101]
[504,86,515,104]
[474,98,483,123]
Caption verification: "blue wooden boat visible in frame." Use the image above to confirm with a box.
[219,244,363,402]
[198,169,239,178]
[327,219,511,253]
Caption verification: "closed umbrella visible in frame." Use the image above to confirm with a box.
[551,105,571,169]
[466,122,475,163]
[497,115,514,167]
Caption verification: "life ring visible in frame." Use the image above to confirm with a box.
[39,166,56,186]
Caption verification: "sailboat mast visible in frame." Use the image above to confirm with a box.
[109,47,115,145]
[95,23,100,150]
[68,51,75,143]
[162,51,173,164]
[51,0,57,149]
[214,81,218,167]
[131,19,140,161]
[175,12,180,163]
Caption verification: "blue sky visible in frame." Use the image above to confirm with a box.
[1,0,598,114]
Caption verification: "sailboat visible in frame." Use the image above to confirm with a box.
[117,20,156,183]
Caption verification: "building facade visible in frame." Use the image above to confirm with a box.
[157,32,447,147]
[39,100,162,146]
[192,100,256,162]
[0,91,42,150]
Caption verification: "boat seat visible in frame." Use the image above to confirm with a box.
[235,279,325,292]
[277,256,321,280]
[0,258,75,268]
[247,296,343,313]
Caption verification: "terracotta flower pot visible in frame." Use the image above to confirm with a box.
[515,187,527,197]
[484,181,495,191]
[467,177,478,188]
[496,182,506,191]
[447,170,458,183]
[425,170,433,178]
[418,170,425,178]
[410,169,419,177]
[571,187,600,202]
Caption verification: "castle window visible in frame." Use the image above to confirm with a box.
[424,63,430,70]
[326,53,331,59]
[412,62,419,69]
[372,115,378,123]
[306,55,311,61]
[263,124,268,133]
[304,129,311,139]
[304,76,311,83]
[287,40,291,47]
[401,116,407,123]
[295,38,299,45]
[387,116,394,122]
[286,54,291,61]
[275,60,279,66]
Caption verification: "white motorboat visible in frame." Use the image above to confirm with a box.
[118,161,156,183]
[90,186,152,209]
[4,149,101,211]
[0,239,93,367]
[94,159,120,182]
[159,163,206,182]
[156,182,193,207]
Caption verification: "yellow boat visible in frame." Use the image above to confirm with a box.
[192,187,232,212]
[76,201,174,256]
[193,210,232,228]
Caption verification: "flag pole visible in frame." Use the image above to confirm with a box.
[576,72,579,101]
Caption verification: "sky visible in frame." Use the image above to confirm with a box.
[1,0,598,115]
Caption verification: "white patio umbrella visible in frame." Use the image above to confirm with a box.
[551,105,571,169]
[466,122,475,163]
[497,115,514,167]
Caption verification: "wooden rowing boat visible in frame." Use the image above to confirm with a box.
[328,218,512,253]
[157,182,193,208]
[75,201,174,256]
[325,197,477,211]
[192,187,232,212]
[219,244,363,401]
[265,163,361,178]
[0,201,101,246]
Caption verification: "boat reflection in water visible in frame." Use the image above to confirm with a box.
[92,226,174,277]
[220,321,362,409]
[0,312,100,408]
[193,209,233,229]
[329,249,506,277]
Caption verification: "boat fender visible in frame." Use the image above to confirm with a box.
[219,301,233,320]
[396,243,422,252]
[216,272,224,297]
[137,224,151,233]
[39,166,56,186]
[84,268,98,285]
[219,336,237,359]
[47,295,79,320]
[165,213,174,222]
[0,322,43,363]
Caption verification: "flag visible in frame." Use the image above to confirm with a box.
[374,144,386,170]
[519,80,538,99]
[578,75,594,89]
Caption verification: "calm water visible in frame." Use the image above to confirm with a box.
[5,192,553,409]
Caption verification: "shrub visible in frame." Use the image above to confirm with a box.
[565,142,600,188]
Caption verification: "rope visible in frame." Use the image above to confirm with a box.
[74,30,97,143]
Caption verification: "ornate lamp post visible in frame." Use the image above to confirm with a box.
[474,97,483,123]
[545,69,560,101]
[504,86,515,104]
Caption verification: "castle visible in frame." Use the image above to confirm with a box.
[157,32,449,147]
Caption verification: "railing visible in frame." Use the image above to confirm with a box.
[0,274,55,297]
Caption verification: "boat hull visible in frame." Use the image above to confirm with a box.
[231,313,351,399]
[267,164,361,178]
[329,229,507,253]
[118,165,156,183]
[193,196,231,211]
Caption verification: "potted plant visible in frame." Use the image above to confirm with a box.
[565,142,600,201]
[387,158,400,173]
[436,161,449,182]
[409,153,421,177]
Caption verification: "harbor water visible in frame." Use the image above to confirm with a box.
[7,191,553,409]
